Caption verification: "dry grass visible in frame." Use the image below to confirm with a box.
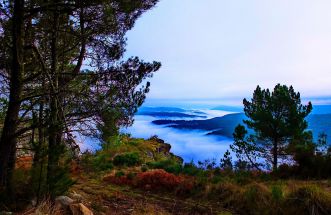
[22,199,63,215]
[206,180,331,215]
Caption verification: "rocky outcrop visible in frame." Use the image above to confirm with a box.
[149,135,183,163]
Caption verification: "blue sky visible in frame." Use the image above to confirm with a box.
[125,0,331,103]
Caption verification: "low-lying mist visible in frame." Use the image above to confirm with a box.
[122,113,233,163]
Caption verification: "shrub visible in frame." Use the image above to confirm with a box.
[147,159,182,174]
[126,172,136,180]
[135,169,183,191]
[103,172,132,186]
[115,170,125,177]
[271,185,284,202]
[113,152,141,167]
[286,185,331,214]
[89,152,113,171]
[240,183,273,214]
[182,162,202,176]
[233,171,253,185]
[141,164,148,172]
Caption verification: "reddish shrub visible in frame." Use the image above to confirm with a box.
[135,169,183,191]
[103,174,133,186]
[175,178,195,196]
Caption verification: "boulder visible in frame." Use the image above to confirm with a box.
[69,203,94,215]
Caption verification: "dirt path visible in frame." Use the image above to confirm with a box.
[71,176,232,215]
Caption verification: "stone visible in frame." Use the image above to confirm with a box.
[55,196,75,214]
[69,203,94,215]
[55,196,74,206]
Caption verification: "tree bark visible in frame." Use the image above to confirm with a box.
[47,0,60,196]
[0,0,25,197]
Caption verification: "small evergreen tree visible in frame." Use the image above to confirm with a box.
[234,84,312,171]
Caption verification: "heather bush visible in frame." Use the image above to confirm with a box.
[135,169,183,191]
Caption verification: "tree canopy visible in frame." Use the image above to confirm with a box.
[0,0,160,201]
[232,84,312,170]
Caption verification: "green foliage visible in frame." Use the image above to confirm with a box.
[0,97,8,122]
[197,159,216,170]
[113,152,141,167]
[182,162,202,176]
[147,159,182,174]
[271,185,284,202]
[49,166,76,197]
[231,125,262,171]
[141,164,148,172]
[93,153,114,171]
[115,171,125,177]
[220,150,233,171]
[239,84,312,170]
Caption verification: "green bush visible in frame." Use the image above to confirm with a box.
[182,162,202,176]
[115,171,125,177]
[147,159,182,174]
[141,164,148,172]
[93,153,114,171]
[113,152,141,167]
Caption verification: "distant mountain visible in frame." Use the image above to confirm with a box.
[152,113,246,138]
[311,105,331,115]
[306,114,331,139]
[211,105,243,113]
[136,111,206,118]
[152,113,331,141]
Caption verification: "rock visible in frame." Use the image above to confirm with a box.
[55,196,75,214]
[55,196,75,206]
[157,142,171,154]
[146,151,154,158]
[69,203,94,215]
[148,135,165,143]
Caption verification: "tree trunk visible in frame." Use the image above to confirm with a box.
[0,0,24,197]
[47,1,60,196]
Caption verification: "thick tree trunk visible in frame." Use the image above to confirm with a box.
[47,1,60,196]
[0,0,24,196]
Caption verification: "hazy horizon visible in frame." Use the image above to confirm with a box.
[141,97,331,108]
